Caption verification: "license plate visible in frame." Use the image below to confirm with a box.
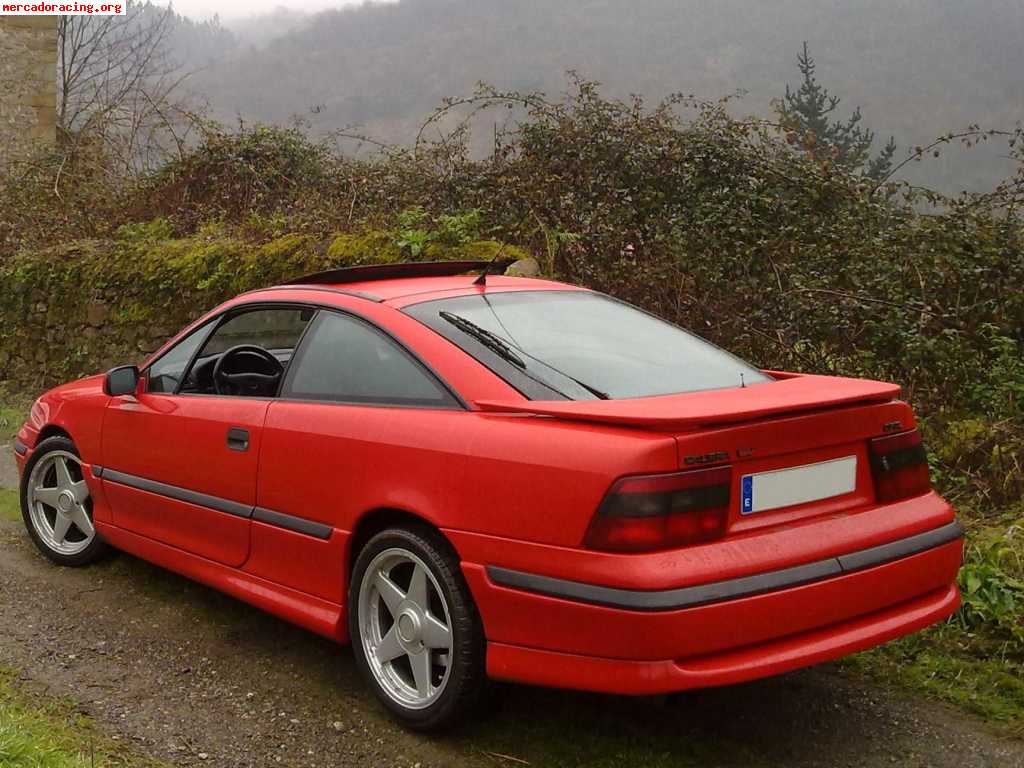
[741,455,857,515]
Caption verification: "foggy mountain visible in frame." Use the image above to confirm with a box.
[177,0,1024,193]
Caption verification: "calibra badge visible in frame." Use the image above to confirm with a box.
[684,451,730,466]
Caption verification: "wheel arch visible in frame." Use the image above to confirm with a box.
[36,424,73,444]
[346,507,459,577]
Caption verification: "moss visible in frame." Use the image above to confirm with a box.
[326,230,403,265]
[0,223,534,393]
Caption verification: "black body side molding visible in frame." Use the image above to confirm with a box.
[100,468,334,540]
[253,507,332,540]
[487,521,964,612]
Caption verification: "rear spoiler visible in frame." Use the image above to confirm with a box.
[475,372,901,431]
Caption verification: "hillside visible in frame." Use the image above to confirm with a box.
[183,0,1024,193]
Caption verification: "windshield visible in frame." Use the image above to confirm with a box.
[405,291,770,400]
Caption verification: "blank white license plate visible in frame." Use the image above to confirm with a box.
[740,455,857,515]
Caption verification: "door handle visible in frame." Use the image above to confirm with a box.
[226,427,250,452]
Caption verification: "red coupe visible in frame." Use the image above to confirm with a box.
[14,261,963,730]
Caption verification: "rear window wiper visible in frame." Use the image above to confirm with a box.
[439,311,528,370]
[438,311,610,400]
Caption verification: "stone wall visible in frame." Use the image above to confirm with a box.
[0,224,533,394]
[0,16,58,166]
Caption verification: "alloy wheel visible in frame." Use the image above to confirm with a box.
[26,450,95,556]
[357,547,454,710]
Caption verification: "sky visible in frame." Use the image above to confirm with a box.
[162,0,366,21]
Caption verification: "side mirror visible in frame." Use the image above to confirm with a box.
[104,365,140,397]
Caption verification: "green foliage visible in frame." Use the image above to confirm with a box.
[396,208,484,257]
[0,667,166,767]
[958,522,1024,643]
[0,397,28,441]
[777,43,896,179]
[135,124,340,235]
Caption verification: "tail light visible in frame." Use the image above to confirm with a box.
[584,466,731,552]
[869,429,931,502]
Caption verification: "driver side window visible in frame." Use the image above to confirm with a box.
[180,307,315,397]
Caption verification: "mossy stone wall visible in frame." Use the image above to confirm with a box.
[0,222,529,393]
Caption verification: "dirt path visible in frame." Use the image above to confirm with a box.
[1,451,1022,767]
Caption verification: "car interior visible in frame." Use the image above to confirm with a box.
[148,307,314,398]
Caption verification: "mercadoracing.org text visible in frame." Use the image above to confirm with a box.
[2,2,125,14]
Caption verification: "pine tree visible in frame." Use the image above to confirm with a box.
[778,43,896,180]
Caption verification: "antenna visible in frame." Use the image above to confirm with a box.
[473,250,516,286]
[740,372,746,389]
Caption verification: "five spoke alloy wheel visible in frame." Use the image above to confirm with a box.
[359,548,454,709]
[21,437,107,566]
[350,527,487,730]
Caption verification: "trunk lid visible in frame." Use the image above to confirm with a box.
[474,372,900,431]
[477,371,913,532]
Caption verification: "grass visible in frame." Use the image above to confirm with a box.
[850,508,1024,735]
[850,627,1024,735]
[0,391,30,441]
[0,488,19,522]
[0,668,168,768]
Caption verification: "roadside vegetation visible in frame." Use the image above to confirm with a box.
[0,76,1021,731]
[0,394,30,441]
[0,667,165,768]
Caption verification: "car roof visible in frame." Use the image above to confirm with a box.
[274,260,583,303]
[326,273,578,302]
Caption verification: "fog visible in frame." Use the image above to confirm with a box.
[163,0,1024,193]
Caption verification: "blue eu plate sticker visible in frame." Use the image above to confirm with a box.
[741,475,754,514]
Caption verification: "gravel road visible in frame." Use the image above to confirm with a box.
[1,446,1021,767]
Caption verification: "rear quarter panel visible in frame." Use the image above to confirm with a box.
[249,403,678,599]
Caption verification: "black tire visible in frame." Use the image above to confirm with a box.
[348,525,487,731]
[20,436,109,567]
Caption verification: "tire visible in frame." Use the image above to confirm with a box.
[348,525,487,731]
[20,436,109,567]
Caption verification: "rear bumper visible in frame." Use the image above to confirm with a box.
[486,521,962,611]
[457,506,963,694]
[485,583,959,695]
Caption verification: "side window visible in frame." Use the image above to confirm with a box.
[146,322,214,394]
[181,307,315,396]
[283,311,457,407]
[201,308,313,356]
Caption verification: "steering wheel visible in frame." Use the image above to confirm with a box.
[212,344,285,397]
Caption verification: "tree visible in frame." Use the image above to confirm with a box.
[56,2,198,172]
[777,42,896,180]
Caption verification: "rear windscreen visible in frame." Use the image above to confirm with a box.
[405,290,770,400]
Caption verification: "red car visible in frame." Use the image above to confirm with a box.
[14,260,963,730]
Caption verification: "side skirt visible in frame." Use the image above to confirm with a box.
[96,521,347,644]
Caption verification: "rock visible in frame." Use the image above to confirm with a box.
[505,257,541,277]
[86,302,110,327]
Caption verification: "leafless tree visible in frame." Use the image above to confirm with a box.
[57,1,199,173]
